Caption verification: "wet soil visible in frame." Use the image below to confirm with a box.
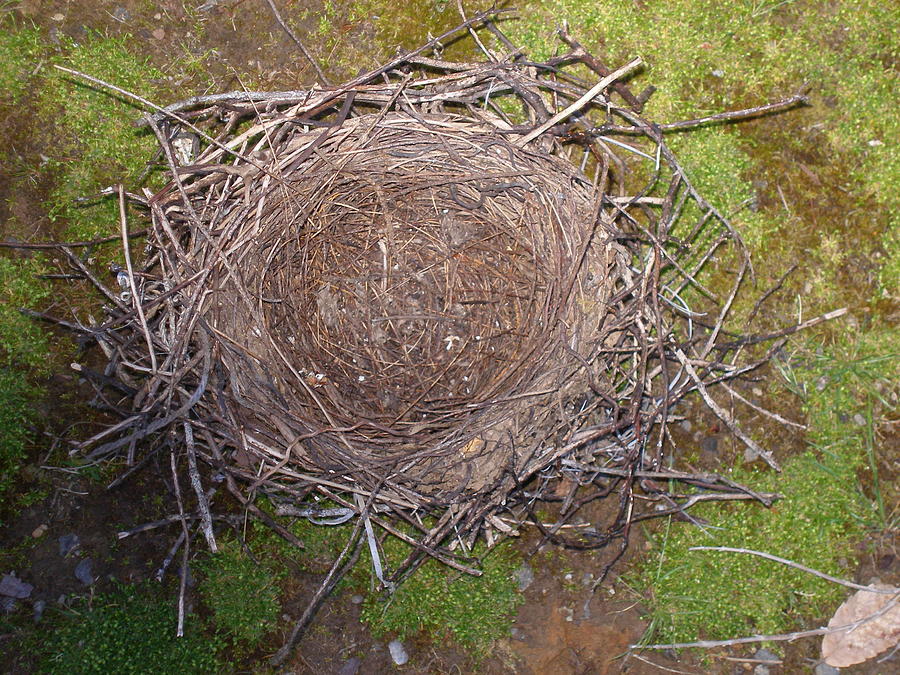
[1,2,897,674]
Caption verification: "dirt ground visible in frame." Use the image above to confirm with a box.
[0,1,896,674]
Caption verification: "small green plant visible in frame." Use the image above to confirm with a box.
[0,369,37,515]
[197,537,284,652]
[39,33,163,240]
[362,540,523,656]
[0,17,43,104]
[636,330,898,644]
[40,584,220,674]
[0,257,52,370]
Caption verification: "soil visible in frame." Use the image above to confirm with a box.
[1,2,897,674]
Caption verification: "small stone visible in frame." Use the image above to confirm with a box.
[1,597,16,614]
[815,376,829,392]
[111,7,131,22]
[75,558,94,586]
[515,563,534,591]
[563,572,573,582]
[752,387,763,398]
[33,599,46,623]
[31,524,47,538]
[852,413,866,426]
[0,574,33,599]
[711,69,725,78]
[337,656,361,675]
[388,639,409,665]
[867,139,884,147]
[753,648,778,663]
[151,28,166,40]
[350,594,364,605]
[814,663,840,675]
[510,626,527,641]
[679,420,692,433]
[743,446,760,463]
[59,533,80,557]
[753,666,770,675]
[50,13,65,21]
[700,436,718,454]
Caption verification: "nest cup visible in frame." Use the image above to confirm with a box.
[198,112,625,501]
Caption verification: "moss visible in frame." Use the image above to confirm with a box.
[197,537,284,653]
[0,257,52,369]
[635,328,898,643]
[0,370,37,516]
[40,584,221,674]
[0,18,44,104]
[361,539,523,656]
[39,33,162,240]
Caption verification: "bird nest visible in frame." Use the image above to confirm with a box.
[69,12,815,592]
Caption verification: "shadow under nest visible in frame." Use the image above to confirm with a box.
[57,10,818,655]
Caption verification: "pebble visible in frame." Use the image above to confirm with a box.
[350,594,364,605]
[58,533,80,557]
[31,524,47,538]
[388,639,409,665]
[75,558,94,586]
[814,663,840,675]
[510,626,527,641]
[679,420,692,433]
[515,563,534,591]
[337,656,361,675]
[752,387,764,398]
[50,13,65,21]
[700,436,719,454]
[815,375,829,392]
[743,446,760,463]
[1,597,16,614]
[0,573,33,599]
[33,599,46,623]
[852,413,866,426]
[111,7,131,22]
[152,28,166,40]
[752,648,779,675]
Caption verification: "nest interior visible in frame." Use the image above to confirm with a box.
[199,112,625,500]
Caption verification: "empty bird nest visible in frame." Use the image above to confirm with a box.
[62,11,822,597]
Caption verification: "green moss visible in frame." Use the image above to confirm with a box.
[636,329,897,644]
[197,537,283,652]
[40,584,221,674]
[0,18,44,104]
[0,257,51,369]
[40,33,162,240]
[361,540,523,656]
[0,370,37,514]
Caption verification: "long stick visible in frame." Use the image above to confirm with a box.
[516,58,643,145]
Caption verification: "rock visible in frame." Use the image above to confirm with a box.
[58,533,80,557]
[0,573,33,599]
[350,594,364,604]
[75,558,94,586]
[388,639,409,665]
[1,597,16,614]
[50,13,65,21]
[31,524,48,538]
[680,420,692,433]
[337,656,361,675]
[510,626,527,641]
[852,413,866,427]
[111,7,131,22]
[700,436,718,454]
[752,648,779,675]
[814,663,840,675]
[151,28,166,40]
[515,563,534,591]
[743,446,760,463]
[33,599,46,623]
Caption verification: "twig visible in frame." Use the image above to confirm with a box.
[118,185,157,373]
[170,451,190,638]
[516,58,643,145]
[262,0,330,85]
[673,347,781,470]
[270,521,364,665]
[689,547,897,594]
[184,421,217,552]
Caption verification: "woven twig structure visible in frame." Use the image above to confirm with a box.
[76,14,800,584]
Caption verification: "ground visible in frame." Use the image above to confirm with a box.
[0,1,897,674]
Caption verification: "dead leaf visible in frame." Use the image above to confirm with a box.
[821,584,900,667]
